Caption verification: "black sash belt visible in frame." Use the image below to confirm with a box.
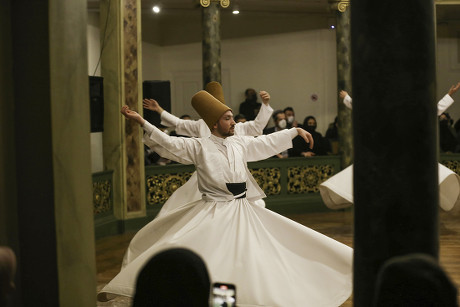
[226,182,247,199]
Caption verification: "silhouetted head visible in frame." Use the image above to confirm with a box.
[132,247,211,307]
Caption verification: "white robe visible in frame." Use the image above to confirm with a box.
[321,94,460,211]
[155,103,273,217]
[98,122,353,307]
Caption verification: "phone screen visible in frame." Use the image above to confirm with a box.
[212,282,236,307]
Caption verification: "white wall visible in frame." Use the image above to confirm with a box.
[87,12,101,77]
[146,29,339,134]
[87,11,104,173]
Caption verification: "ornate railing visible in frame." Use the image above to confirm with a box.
[92,170,114,217]
[144,156,342,214]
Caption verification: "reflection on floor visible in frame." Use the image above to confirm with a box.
[96,205,460,307]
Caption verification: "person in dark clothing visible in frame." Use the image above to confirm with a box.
[439,112,460,153]
[325,116,338,154]
[283,107,301,129]
[238,88,261,121]
[291,116,328,157]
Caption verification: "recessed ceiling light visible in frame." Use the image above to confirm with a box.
[152,5,160,13]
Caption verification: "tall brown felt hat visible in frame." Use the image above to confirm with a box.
[192,90,231,130]
[205,81,225,104]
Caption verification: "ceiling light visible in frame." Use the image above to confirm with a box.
[232,9,239,14]
[152,5,160,13]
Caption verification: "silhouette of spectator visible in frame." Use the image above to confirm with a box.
[132,247,211,307]
[234,114,247,123]
[373,253,458,307]
[238,88,261,121]
[325,116,339,154]
[0,247,16,307]
[439,112,460,153]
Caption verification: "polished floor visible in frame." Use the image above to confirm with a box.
[96,204,460,306]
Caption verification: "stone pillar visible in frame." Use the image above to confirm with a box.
[101,0,145,219]
[202,2,222,86]
[351,1,438,306]
[4,0,97,305]
[331,0,353,168]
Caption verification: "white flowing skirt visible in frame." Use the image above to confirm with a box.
[98,199,353,307]
[157,172,265,218]
[319,163,460,211]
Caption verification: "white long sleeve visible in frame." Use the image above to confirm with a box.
[243,128,298,162]
[343,95,352,109]
[160,110,210,137]
[234,103,273,136]
[159,111,180,127]
[437,94,454,116]
[142,121,195,165]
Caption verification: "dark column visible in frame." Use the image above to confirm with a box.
[202,2,222,86]
[6,0,97,306]
[333,1,353,168]
[351,1,438,306]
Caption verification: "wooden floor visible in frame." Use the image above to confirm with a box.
[96,205,460,306]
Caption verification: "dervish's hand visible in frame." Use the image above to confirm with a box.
[260,91,270,105]
[448,82,460,97]
[296,128,314,149]
[121,105,145,126]
[339,90,348,100]
[143,98,164,114]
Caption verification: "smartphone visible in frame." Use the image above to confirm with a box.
[211,282,236,307]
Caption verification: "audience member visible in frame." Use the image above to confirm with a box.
[283,107,301,128]
[373,253,458,307]
[439,112,460,153]
[263,110,290,158]
[238,88,261,121]
[291,116,328,157]
[234,114,247,123]
[0,246,16,307]
[325,116,339,154]
[132,247,211,307]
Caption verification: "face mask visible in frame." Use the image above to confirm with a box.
[278,119,287,129]
[306,125,317,132]
[287,116,294,124]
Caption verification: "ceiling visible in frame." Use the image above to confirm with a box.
[87,0,460,45]
[88,0,332,15]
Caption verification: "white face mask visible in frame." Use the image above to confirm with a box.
[278,119,287,129]
[287,116,295,124]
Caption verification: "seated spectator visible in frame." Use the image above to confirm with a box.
[283,107,301,129]
[373,253,458,307]
[291,116,328,157]
[0,246,16,307]
[234,114,247,123]
[132,248,211,307]
[239,88,261,121]
[439,112,460,153]
[263,110,290,158]
[325,116,339,154]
